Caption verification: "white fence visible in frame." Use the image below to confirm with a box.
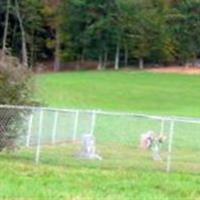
[0,105,200,173]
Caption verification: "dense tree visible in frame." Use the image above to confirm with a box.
[172,0,200,65]
[43,0,62,71]
[0,0,199,69]
[62,0,121,70]
[2,0,10,57]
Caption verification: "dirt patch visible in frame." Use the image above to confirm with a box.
[147,66,200,75]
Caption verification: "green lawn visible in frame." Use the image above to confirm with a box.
[1,71,200,200]
[36,71,200,117]
[1,149,200,200]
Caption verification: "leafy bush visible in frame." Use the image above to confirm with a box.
[0,55,34,105]
[0,52,36,151]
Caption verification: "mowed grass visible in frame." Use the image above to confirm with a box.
[36,71,200,117]
[1,147,200,200]
[1,71,200,199]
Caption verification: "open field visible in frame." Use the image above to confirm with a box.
[1,71,200,199]
[36,71,200,117]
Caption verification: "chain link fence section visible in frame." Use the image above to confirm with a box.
[0,105,200,173]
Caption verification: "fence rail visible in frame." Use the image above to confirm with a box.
[1,104,200,123]
[0,105,200,173]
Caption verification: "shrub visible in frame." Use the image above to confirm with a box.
[0,52,36,151]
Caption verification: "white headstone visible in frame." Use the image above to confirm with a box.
[78,134,102,160]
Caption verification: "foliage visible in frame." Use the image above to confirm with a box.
[0,53,36,151]
[171,0,200,63]
[0,0,199,69]
[0,54,34,105]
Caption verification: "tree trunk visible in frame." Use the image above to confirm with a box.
[2,0,10,57]
[103,50,108,69]
[75,55,80,70]
[124,45,128,67]
[11,23,17,50]
[114,42,120,70]
[139,58,144,70]
[97,54,103,70]
[80,49,85,63]
[30,30,35,68]
[54,27,61,71]
[15,0,28,67]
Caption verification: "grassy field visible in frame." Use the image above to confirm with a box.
[1,152,200,200]
[1,147,200,200]
[36,71,200,117]
[1,71,200,199]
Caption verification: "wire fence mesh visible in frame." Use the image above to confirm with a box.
[0,105,200,174]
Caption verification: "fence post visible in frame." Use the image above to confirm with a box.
[90,110,97,136]
[73,110,79,141]
[52,111,58,144]
[166,120,175,173]
[26,113,33,147]
[35,109,44,164]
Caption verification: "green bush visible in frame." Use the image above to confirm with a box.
[0,53,36,151]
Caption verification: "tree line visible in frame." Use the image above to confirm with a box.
[0,0,200,70]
